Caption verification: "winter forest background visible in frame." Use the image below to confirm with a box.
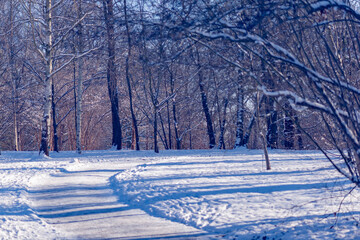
[1,0,360,185]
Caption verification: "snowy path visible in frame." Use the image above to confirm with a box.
[2,150,360,239]
[28,161,206,239]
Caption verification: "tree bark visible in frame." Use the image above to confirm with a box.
[124,0,139,150]
[242,95,265,147]
[39,0,53,156]
[75,0,84,154]
[234,84,245,148]
[173,101,181,149]
[51,83,58,152]
[257,92,271,170]
[154,107,159,153]
[103,0,122,150]
[198,68,216,149]
[8,0,19,151]
[266,97,278,149]
[218,98,228,149]
[159,112,169,149]
[170,71,181,149]
[166,91,172,149]
[284,102,295,149]
[295,115,303,150]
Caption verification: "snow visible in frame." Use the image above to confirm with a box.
[0,152,63,239]
[1,149,360,239]
[311,1,336,10]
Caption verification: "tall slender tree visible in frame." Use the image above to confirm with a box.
[195,49,216,149]
[75,0,84,154]
[103,0,122,150]
[124,0,139,150]
[7,0,20,151]
[38,0,54,156]
[234,72,245,148]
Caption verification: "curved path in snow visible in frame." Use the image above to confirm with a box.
[28,161,206,239]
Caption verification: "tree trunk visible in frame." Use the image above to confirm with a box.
[130,122,137,150]
[218,98,228,149]
[266,97,278,149]
[355,152,360,178]
[242,95,265,147]
[75,0,84,154]
[173,101,181,150]
[170,72,181,149]
[234,84,245,148]
[167,96,172,150]
[11,71,19,151]
[159,112,169,149]
[263,135,271,170]
[39,79,52,156]
[284,103,295,149]
[198,68,216,149]
[154,107,159,153]
[39,0,53,156]
[189,120,193,150]
[295,115,303,150]
[257,92,271,170]
[9,0,19,151]
[51,83,58,152]
[124,0,139,151]
[103,0,122,150]
[13,104,19,151]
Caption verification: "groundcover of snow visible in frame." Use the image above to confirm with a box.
[0,152,64,239]
[1,149,360,239]
[112,148,360,240]
[0,150,206,239]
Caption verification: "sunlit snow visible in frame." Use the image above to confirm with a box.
[0,149,359,239]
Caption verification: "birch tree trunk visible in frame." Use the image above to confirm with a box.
[10,18,19,152]
[39,0,53,156]
[167,100,172,150]
[11,57,19,152]
[8,0,19,151]
[75,0,84,154]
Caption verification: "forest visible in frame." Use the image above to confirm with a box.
[1,0,360,185]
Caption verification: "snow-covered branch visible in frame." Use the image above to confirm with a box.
[308,0,360,20]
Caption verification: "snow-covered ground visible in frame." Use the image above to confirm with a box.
[0,152,64,239]
[0,149,359,239]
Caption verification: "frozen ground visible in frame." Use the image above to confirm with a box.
[0,149,359,239]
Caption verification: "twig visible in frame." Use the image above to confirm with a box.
[330,185,357,229]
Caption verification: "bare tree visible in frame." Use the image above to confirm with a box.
[181,0,360,183]
[103,0,122,150]
[124,0,139,150]
[75,0,84,154]
[194,48,216,149]
[21,0,93,155]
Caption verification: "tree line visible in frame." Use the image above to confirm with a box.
[1,0,360,184]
